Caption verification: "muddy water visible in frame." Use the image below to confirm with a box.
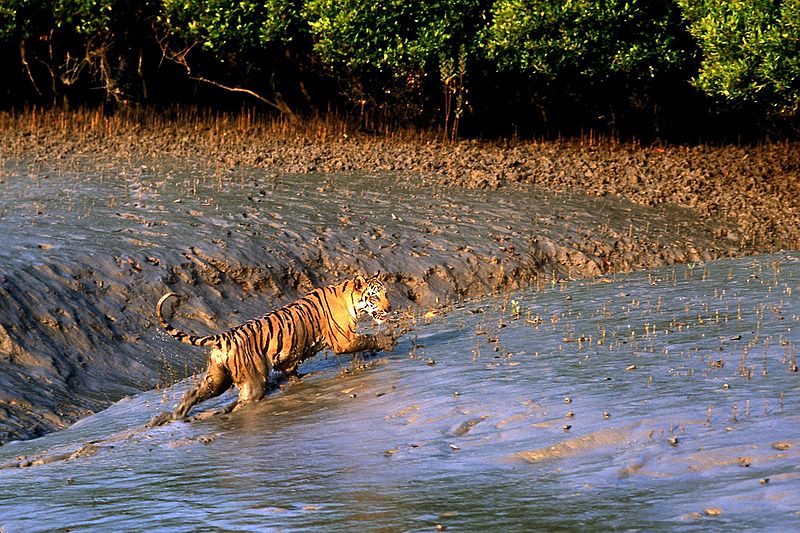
[1,254,797,531]
[0,161,744,442]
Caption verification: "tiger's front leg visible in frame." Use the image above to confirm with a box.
[335,332,397,355]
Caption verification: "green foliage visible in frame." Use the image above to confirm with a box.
[1,0,798,130]
[0,3,16,40]
[678,0,800,114]
[0,0,54,41]
[159,0,302,50]
[54,0,114,36]
[485,0,689,80]
[304,0,487,135]
[304,0,486,75]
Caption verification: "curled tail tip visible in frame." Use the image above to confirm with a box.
[156,292,180,313]
[158,291,180,305]
[155,292,212,347]
[156,292,180,326]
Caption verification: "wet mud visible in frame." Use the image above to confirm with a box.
[3,109,798,251]
[0,109,798,445]
[0,254,797,530]
[0,162,746,444]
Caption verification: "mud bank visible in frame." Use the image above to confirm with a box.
[3,109,799,251]
[0,109,797,444]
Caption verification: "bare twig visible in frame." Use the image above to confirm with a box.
[19,39,42,95]
[155,33,295,118]
[190,74,294,117]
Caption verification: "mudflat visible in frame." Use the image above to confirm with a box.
[0,108,797,443]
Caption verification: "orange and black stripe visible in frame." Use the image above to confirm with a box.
[155,280,361,357]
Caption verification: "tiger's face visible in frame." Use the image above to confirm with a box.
[354,275,391,324]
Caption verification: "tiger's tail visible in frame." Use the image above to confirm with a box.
[156,292,219,347]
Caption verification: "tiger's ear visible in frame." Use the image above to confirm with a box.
[353,275,366,291]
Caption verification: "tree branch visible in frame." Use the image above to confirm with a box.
[156,33,295,118]
[189,74,295,117]
[19,39,42,96]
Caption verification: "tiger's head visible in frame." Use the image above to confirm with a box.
[353,274,391,324]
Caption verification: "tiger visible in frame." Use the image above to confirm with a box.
[148,274,397,427]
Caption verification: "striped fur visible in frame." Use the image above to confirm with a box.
[148,275,395,426]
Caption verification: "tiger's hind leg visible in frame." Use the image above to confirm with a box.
[148,362,233,427]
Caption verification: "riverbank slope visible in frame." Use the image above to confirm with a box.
[0,108,797,443]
